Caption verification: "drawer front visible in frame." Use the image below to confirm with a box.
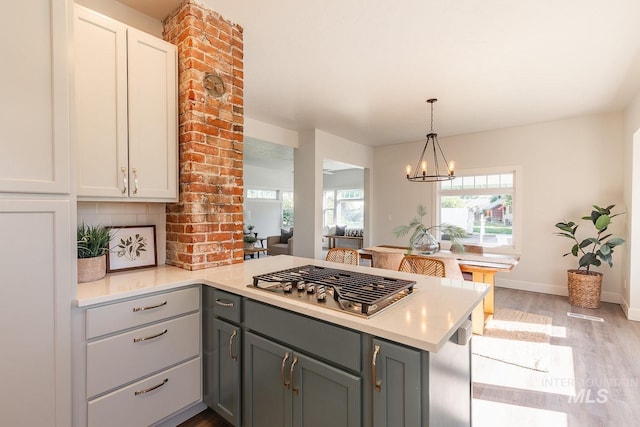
[245,300,361,372]
[88,357,201,427]
[211,289,241,323]
[87,313,200,398]
[86,287,200,339]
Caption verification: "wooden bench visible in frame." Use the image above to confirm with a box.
[324,234,364,249]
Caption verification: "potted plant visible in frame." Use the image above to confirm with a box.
[77,223,111,283]
[393,204,467,254]
[243,234,257,249]
[554,204,625,308]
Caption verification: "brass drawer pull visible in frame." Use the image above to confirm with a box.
[132,300,167,312]
[133,329,168,343]
[290,356,299,395]
[372,344,382,392]
[281,352,290,389]
[215,299,234,308]
[134,378,168,396]
[229,330,238,361]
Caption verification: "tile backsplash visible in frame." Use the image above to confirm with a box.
[77,202,167,264]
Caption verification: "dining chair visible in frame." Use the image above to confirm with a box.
[325,247,360,265]
[370,249,405,271]
[398,255,447,277]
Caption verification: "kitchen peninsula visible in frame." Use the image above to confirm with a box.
[76,256,488,427]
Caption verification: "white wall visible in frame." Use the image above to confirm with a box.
[243,164,294,238]
[295,129,374,258]
[623,91,640,319]
[373,112,626,303]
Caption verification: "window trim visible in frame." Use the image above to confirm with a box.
[433,165,522,255]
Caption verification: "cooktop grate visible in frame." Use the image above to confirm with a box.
[252,264,416,315]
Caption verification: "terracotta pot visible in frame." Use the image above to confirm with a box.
[78,254,107,283]
[567,269,603,309]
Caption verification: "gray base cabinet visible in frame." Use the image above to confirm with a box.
[203,287,242,426]
[371,338,421,427]
[244,331,361,427]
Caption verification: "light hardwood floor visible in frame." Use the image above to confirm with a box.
[180,288,640,427]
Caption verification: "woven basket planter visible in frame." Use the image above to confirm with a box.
[567,269,603,309]
[78,254,106,283]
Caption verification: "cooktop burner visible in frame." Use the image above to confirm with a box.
[251,265,416,317]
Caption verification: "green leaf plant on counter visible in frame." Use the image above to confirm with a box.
[77,223,111,259]
[554,204,625,274]
[393,204,467,254]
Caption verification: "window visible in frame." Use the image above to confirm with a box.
[436,167,520,252]
[282,191,294,227]
[246,189,278,200]
[323,189,364,228]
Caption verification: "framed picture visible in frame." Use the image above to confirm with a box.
[107,225,157,273]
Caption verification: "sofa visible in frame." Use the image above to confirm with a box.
[266,228,293,256]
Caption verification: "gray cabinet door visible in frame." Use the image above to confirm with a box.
[293,353,361,427]
[211,319,241,426]
[244,332,293,427]
[372,338,421,427]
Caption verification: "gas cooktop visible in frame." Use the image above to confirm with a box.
[250,264,417,318]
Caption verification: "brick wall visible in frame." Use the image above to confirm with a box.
[163,0,244,270]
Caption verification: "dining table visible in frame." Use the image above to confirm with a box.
[359,245,520,335]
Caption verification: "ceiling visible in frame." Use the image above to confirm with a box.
[120,0,640,146]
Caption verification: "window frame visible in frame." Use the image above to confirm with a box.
[433,165,522,255]
[322,188,364,228]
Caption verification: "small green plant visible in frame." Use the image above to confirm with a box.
[246,224,255,232]
[554,204,625,274]
[393,204,467,252]
[243,234,257,244]
[77,223,111,259]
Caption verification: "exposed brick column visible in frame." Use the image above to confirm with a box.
[163,0,244,270]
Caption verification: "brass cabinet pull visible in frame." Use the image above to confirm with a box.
[132,167,138,194]
[290,356,299,395]
[229,330,238,361]
[133,329,168,343]
[281,352,290,389]
[121,166,128,194]
[372,344,382,392]
[134,378,168,396]
[132,300,167,312]
[215,299,234,308]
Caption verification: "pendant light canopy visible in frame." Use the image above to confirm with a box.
[406,98,455,182]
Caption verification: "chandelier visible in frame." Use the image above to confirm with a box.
[406,98,455,182]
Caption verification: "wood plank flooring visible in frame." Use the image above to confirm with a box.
[180,288,640,426]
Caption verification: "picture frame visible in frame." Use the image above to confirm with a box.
[107,225,157,273]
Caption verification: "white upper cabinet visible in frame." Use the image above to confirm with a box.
[75,6,177,201]
[0,0,71,194]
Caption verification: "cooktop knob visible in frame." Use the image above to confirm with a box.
[283,283,293,293]
[306,283,315,294]
[297,282,306,291]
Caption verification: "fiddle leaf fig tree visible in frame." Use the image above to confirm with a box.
[554,204,625,274]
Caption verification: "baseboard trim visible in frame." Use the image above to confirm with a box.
[496,278,622,304]
[620,298,640,321]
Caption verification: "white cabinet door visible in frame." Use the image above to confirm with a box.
[75,6,128,198]
[127,28,178,200]
[0,199,72,427]
[0,0,70,194]
[75,5,177,201]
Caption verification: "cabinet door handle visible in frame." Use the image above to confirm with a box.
[132,168,138,195]
[215,299,234,308]
[229,329,238,361]
[132,300,167,312]
[372,344,382,392]
[290,356,299,395]
[133,328,168,343]
[281,352,290,389]
[134,378,168,396]
[121,166,128,195]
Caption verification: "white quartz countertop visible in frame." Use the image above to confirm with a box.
[76,255,489,352]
